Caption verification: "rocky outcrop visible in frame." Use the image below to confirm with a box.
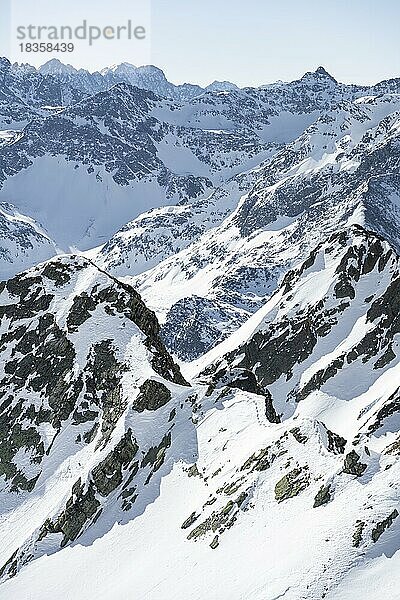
[371,510,399,543]
[275,467,310,502]
[313,484,332,508]
[343,451,367,477]
[133,380,172,413]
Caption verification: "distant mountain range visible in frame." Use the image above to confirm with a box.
[0,58,400,600]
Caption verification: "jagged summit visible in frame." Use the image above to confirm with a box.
[300,65,338,83]
[205,80,240,92]
[39,58,78,75]
[0,57,11,69]
[315,65,336,78]
[102,61,137,73]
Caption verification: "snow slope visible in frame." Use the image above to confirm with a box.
[116,94,400,359]
[1,60,400,599]
[1,227,400,598]
[0,202,59,280]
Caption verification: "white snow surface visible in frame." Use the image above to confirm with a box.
[2,64,400,599]
[2,229,400,599]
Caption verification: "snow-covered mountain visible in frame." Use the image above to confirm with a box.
[113,93,400,359]
[0,255,193,577]
[0,74,286,259]
[1,226,400,599]
[1,58,400,599]
[2,61,400,269]
[3,62,373,271]
[0,202,59,279]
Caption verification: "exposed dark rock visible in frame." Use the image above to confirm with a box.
[313,484,332,508]
[290,427,308,444]
[372,510,399,543]
[210,535,219,549]
[211,367,281,424]
[42,262,73,286]
[187,501,234,540]
[92,430,138,496]
[325,428,347,454]
[67,292,98,331]
[241,446,273,473]
[83,423,99,444]
[141,433,171,472]
[34,479,101,549]
[366,388,400,436]
[219,480,244,496]
[84,340,126,446]
[181,512,199,530]
[334,277,355,300]
[264,390,281,424]
[352,521,365,547]
[275,467,310,502]
[374,346,396,369]
[133,379,172,412]
[342,451,367,477]
[187,464,201,478]
[385,435,400,455]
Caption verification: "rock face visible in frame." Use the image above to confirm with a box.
[371,510,399,543]
[275,467,310,502]
[0,255,195,580]
[2,61,400,600]
[123,94,400,360]
[198,226,400,423]
[343,451,367,477]
[313,484,332,508]
[133,380,172,412]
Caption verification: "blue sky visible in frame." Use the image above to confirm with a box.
[152,0,400,86]
[1,0,399,86]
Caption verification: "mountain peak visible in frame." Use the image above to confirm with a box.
[102,62,137,74]
[0,56,11,70]
[315,65,332,76]
[301,66,337,84]
[205,80,240,92]
[39,58,77,76]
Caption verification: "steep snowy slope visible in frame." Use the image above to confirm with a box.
[0,203,59,280]
[120,94,400,359]
[194,226,400,426]
[94,158,275,277]
[1,226,400,599]
[0,255,194,583]
[0,80,279,258]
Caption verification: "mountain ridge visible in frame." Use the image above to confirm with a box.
[1,225,400,598]
[1,57,400,599]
